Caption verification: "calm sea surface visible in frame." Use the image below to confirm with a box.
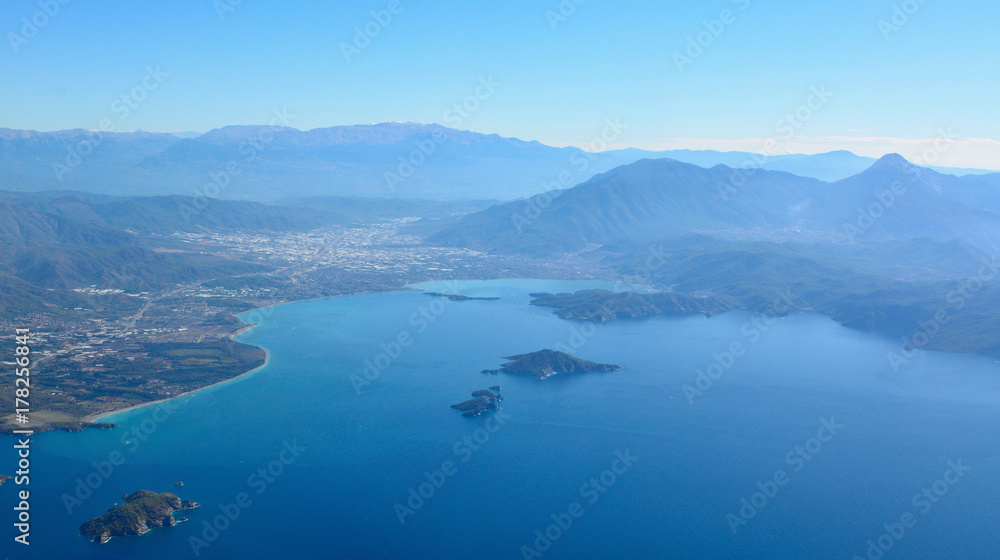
[4,279,1000,559]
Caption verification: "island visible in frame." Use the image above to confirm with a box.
[425,292,500,301]
[0,475,10,487]
[529,290,739,322]
[451,387,503,417]
[497,349,623,379]
[79,490,200,544]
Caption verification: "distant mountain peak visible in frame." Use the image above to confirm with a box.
[871,153,914,169]
[835,152,952,196]
[852,153,929,181]
[198,124,297,141]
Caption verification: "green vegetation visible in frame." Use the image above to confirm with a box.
[603,238,1000,355]
[498,350,623,379]
[451,388,502,417]
[0,339,265,433]
[530,290,739,321]
[79,490,199,543]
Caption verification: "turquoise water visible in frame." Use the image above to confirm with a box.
[4,278,1000,559]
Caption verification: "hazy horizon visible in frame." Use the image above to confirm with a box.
[3,3,1000,559]
[5,121,998,173]
[4,0,998,168]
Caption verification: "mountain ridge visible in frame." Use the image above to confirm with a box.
[428,154,1000,255]
[2,123,994,201]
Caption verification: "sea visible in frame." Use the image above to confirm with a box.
[3,279,1000,559]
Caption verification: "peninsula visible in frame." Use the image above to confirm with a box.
[529,290,739,321]
[425,292,500,301]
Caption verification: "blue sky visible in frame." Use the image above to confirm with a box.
[2,0,998,167]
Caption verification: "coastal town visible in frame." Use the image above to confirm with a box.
[0,219,607,433]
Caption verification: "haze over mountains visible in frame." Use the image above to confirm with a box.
[417,151,1000,354]
[1,123,993,202]
[5,122,1000,353]
[2,139,1000,361]
[432,155,1000,255]
[0,188,488,317]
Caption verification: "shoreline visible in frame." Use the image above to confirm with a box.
[77,286,405,424]
[83,330,271,423]
[24,278,1000,429]
[7,280,645,432]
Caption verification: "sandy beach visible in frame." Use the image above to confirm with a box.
[82,327,270,423]
[79,288,401,424]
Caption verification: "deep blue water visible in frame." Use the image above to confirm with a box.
[4,279,1000,559]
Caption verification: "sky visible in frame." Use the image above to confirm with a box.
[2,0,998,168]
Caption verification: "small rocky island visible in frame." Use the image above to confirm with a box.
[451,387,503,417]
[0,474,10,487]
[425,292,500,301]
[79,490,200,544]
[498,349,623,379]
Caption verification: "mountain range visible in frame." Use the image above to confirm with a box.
[4,128,1000,353]
[430,155,1000,255]
[2,123,993,202]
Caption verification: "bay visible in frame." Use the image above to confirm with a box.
[4,279,1000,559]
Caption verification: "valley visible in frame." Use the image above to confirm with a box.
[0,209,607,433]
[3,146,1000,434]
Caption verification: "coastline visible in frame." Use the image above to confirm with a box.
[31,280,1000,429]
[78,287,400,424]
[45,281,638,428]
[82,329,271,423]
